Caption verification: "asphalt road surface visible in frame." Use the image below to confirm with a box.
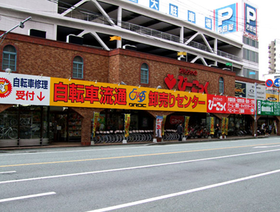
[1,137,280,212]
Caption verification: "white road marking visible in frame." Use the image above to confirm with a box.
[0,148,280,185]
[0,171,16,174]
[87,169,280,212]
[254,144,280,149]
[0,192,56,203]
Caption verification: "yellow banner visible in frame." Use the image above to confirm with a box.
[184,116,190,136]
[92,112,99,138]
[225,118,229,135]
[124,114,130,138]
[266,93,279,102]
[50,77,207,112]
[210,117,214,135]
[221,117,226,135]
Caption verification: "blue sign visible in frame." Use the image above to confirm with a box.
[274,78,280,87]
[214,3,238,34]
[169,4,178,17]
[244,3,257,37]
[188,10,196,24]
[265,79,273,87]
[149,0,159,11]
[205,17,212,30]
[129,0,138,3]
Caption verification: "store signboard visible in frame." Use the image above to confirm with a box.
[207,94,227,113]
[257,100,280,116]
[0,73,259,115]
[207,95,255,115]
[235,81,246,97]
[227,96,255,114]
[49,77,207,112]
[246,82,266,100]
[0,72,50,105]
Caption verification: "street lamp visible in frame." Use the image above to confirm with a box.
[0,16,32,40]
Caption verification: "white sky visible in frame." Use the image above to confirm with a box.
[185,0,280,80]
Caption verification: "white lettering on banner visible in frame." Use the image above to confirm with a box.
[246,7,256,23]
[218,7,233,26]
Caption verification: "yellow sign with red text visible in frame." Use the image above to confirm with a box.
[49,77,207,112]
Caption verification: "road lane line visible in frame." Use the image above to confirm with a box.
[0,192,56,203]
[87,169,280,212]
[0,171,16,174]
[1,142,280,168]
[254,144,280,149]
[0,148,280,185]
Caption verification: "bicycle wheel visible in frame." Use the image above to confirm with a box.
[8,129,18,139]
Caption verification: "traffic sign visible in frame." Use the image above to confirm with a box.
[265,79,273,87]
[274,78,280,87]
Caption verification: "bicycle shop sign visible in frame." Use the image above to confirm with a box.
[0,73,50,105]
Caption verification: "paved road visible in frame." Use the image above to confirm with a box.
[1,137,280,212]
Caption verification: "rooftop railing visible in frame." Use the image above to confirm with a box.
[58,6,242,62]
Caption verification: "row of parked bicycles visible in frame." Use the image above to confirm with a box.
[91,124,256,144]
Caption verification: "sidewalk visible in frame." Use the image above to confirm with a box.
[0,135,271,151]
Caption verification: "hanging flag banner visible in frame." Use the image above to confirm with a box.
[184,116,190,136]
[221,117,226,135]
[156,116,163,138]
[124,114,130,138]
[161,115,167,137]
[209,117,215,135]
[92,112,100,138]
[225,118,229,135]
[274,120,277,134]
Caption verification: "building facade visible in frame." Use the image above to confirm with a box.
[1,0,277,148]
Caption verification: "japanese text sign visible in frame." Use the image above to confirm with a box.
[0,72,50,105]
[207,95,255,115]
[257,100,280,116]
[49,77,207,112]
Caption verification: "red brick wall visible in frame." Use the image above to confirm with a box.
[0,33,109,83]
[1,33,237,97]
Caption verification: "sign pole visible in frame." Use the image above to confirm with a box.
[254,82,257,137]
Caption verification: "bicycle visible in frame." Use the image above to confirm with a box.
[0,127,18,139]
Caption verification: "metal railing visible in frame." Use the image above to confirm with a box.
[58,6,241,62]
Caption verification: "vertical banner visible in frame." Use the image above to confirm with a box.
[156,116,163,138]
[225,118,229,135]
[210,117,215,135]
[161,115,167,137]
[92,112,100,138]
[221,117,226,135]
[124,114,131,138]
[184,116,190,136]
[274,120,278,134]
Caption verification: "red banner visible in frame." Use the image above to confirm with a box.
[207,95,255,115]
[207,95,227,113]
[227,97,255,115]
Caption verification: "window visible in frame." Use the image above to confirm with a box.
[219,77,224,94]
[2,45,17,72]
[140,63,149,84]
[72,56,83,79]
